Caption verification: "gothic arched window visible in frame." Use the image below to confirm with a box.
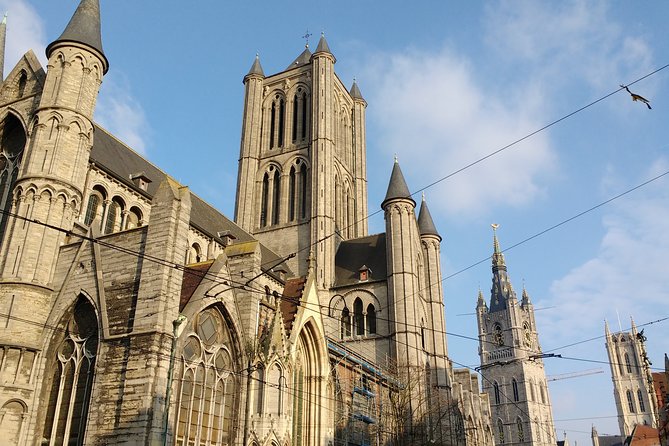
[260,172,269,227]
[125,206,142,230]
[104,196,125,234]
[0,113,26,239]
[497,419,505,444]
[638,389,646,412]
[627,390,635,413]
[366,304,376,335]
[268,95,285,149]
[17,71,27,97]
[354,298,364,336]
[493,382,500,404]
[512,378,519,402]
[625,353,632,373]
[517,418,524,442]
[41,297,98,445]
[271,168,280,225]
[175,307,239,445]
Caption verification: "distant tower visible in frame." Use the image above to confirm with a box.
[605,319,657,437]
[234,34,368,283]
[0,13,6,81]
[477,225,556,446]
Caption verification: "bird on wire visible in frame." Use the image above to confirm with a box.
[620,84,652,109]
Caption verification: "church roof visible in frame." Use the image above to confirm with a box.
[594,436,625,446]
[334,233,387,287]
[46,0,108,73]
[287,46,312,69]
[90,125,289,275]
[382,160,414,208]
[246,54,264,77]
[417,195,440,239]
[280,277,307,337]
[180,261,214,311]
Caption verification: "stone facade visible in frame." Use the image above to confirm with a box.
[0,1,494,445]
[477,229,557,446]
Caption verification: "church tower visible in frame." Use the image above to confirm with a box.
[477,226,556,446]
[605,319,657,437]
[234,35,368,284]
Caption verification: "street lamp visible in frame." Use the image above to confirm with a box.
[162,315,188,446]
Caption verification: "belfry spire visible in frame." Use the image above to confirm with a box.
[46,0,108,73]
[0,13,6,81]
[489,224,516,312]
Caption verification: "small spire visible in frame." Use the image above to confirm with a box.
[417,194,441,239]
[604,319,610,336]
[477,289,486,308]
[521,286,531,305]
[314,32,333,55]
[350,79,365,101]
[245,53,265,79]
[491,223,506,268]
[382,159,414,209]
[307,249,316,276]
[46,0,108,73]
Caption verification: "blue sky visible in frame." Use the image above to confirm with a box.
[6,1,669,444]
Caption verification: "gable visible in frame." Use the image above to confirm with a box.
[0,50,45,104]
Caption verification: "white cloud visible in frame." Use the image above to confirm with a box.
[364,46,557,218]
[539,158,669,356]
[95,74,150,155]
[0,0,47,70]
[483,0,654,91]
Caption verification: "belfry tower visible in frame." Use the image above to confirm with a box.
[605,319,657,437]
[234,35,368,285]
[477,226,556,446]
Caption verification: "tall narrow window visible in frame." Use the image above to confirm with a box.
[18,71,27,97]
[627,390,636,413]
[625,353,632,373]
[493,382,500,404]
[84,194,100,226]
[289,166,296,221]
[41,297,98,445]
[292,95,298,142]
[104,200,119,234]
[354,298,364,336]
[366,304,376,335]
[638,389,646,412]
[512,378,519,402]
[301,92,308,140]
[272,168,280,225]
[497,419,505,444]
[278,99,285,148]
[299,162,307,219]
[269,103,276,149]
[341,307,351,338]
[517,418,524,442]
[255,366,265,414]
[260,173,269,227]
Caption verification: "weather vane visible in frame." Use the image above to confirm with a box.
[302,30,312,48]
[491,223,499,231]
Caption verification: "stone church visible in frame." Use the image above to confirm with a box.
[0,1,494,445]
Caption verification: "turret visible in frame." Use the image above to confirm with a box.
[0,0,107,343]
[383,160,421,367]
[350,79,368,235]
[310,33,337,287]
[235,54,265,229]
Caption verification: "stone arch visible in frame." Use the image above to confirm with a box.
[39,295,100,445]
[174,304,243,444]
[0,399,27,445]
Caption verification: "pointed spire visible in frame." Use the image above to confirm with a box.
[0,13,6,82]
[314,32,332,55]
[604,319,610,336]
[350,79,365,100]
[521,286,531,306]
[488,224,517,312]
[245,53,265,79]
[382,158,415,209]
[46,0,108,73]
[630,316,637,334]
[477,289,487,308]
[491,223,506,269]
[417,194,441,239]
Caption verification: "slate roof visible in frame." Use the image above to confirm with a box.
[350,81,364,101]
[382,161,414,208]
[287,47,312,70]
[90,125,287,273]
[417,197,440,238]
[180,261,214,311]
[596,436,625,446]
[46,0,108,72]
[246,55,264,77]
[334,233,387,287]
[314,34,332,55]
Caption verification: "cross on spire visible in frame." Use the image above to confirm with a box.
[302,30,312,48]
